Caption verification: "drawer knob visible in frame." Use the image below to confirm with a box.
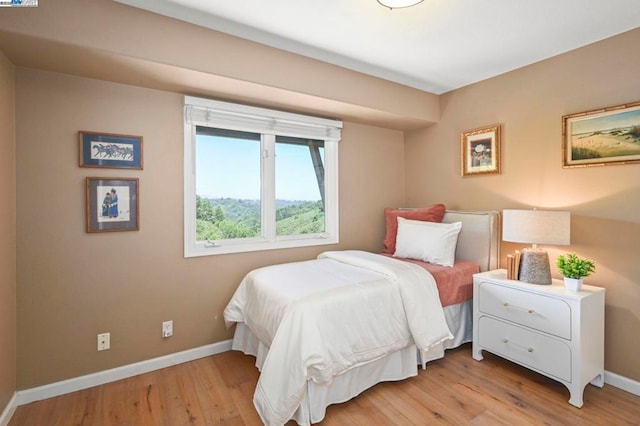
[528,348,534,353]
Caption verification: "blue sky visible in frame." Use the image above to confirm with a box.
[572,107,640,135]
[196,135,323,201]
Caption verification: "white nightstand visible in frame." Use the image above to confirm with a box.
[472,269,605,408]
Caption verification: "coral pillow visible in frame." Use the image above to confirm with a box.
[383,204,446,254]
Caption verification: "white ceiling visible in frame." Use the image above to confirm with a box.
[115,0,640,94]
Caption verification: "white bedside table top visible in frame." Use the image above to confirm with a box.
[474,269,605,301]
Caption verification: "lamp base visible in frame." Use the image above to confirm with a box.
[518,248,552,285]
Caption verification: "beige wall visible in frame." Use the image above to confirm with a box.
[15,68,405,389]
[405,28,640,381]
[0,50,16,409]
[0,0,438,130]
[5,0,640,394]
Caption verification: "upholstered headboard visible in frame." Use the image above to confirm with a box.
[442,210,500,272]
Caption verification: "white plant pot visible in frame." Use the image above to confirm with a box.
[564,277,584,291]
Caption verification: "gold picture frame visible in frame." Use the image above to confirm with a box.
[461,124,501,176]
[562,101,640,168]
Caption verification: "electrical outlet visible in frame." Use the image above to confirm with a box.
[162,320,173,338]
[97,332,110,351]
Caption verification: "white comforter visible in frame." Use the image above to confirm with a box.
[223,250,453,425]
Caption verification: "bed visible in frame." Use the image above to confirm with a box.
[224,209,499,425]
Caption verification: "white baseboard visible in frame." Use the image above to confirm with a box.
[16,339,232,406]
[605,370,640,396]
[0,393,17,426]
[11,343,638,412]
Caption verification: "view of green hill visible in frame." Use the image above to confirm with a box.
[195,196,324,241]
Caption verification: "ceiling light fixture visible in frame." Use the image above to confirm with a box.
[377,0,424,9]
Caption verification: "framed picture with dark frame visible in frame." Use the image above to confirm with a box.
[562,101,640,168]
[79,131,143,169]
[461,124,501,176]
[86,177,139,233]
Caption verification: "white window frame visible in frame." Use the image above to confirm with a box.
[184,96,342,257]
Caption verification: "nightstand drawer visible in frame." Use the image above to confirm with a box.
[478,281,571,339]
[478,316,571,382]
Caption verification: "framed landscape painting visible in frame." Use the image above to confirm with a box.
[562,102,640,168]
[461,124,501,176]
[86,177,139,233]
[79,131,143,169]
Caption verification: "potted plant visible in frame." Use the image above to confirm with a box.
[556,253,596,291]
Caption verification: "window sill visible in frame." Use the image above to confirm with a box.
[184,235,339,257]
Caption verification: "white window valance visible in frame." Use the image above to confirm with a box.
[184,97,342,142]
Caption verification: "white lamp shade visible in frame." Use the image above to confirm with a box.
[377,0,424,9]
[502,209,570,246]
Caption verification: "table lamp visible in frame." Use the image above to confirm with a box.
[502,209,571,285]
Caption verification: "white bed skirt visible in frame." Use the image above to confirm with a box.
[232,300,472,425]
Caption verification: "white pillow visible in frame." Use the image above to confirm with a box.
[393,217,462,267]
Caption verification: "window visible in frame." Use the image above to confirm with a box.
[184,96,342,257]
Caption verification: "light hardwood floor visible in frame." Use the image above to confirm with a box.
[9,344,640,425]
